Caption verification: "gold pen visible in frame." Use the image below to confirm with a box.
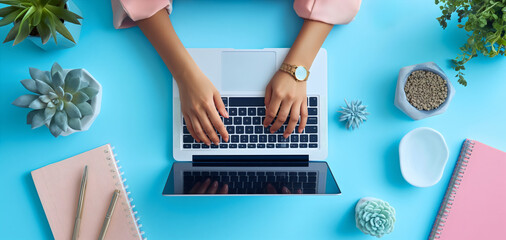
[72,165,88,240]
[98,189,121,240]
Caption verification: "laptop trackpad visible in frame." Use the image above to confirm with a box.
[221,51,276,92]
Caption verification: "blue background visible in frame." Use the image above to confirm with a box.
[1,0,505,239]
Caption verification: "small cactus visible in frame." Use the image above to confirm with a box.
[12,62,99,137]
[338,99,369,130]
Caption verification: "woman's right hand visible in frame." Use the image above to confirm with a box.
[178,70,229,146]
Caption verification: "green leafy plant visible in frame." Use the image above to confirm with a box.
[436,0,506,86]
[0,0,82,45]
[12,62,99,137]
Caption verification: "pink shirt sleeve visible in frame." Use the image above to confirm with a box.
[111,0,173,29]
[293,0,362,25]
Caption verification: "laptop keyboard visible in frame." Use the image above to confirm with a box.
[182,96,319,149]
[183,171,318,194]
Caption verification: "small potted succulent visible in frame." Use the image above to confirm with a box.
[0,0,83,50]
[12,62,102,137]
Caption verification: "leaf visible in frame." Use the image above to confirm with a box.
[72,91,89,104]
[81,87,99,98]
[48,10,75,43]
[28,98,47,109]
[20,79,39,93]
[51,62,63,77]
[31,111,47,129]
[29,67,49,82]
[68,118,82,130]
[26,109,42,124]
[49,118,63,137]
[0,0,25,6]
[63,92,72,102]
[64,69,82,93]
[12,94,38,107]
[0,8,22,26]
[3,21,19,43]
[52,71,64,87]
[32,8,41,26]
[0,6,20,18]
[76,102,92,116]
[64,101,81,118]
[54,86,64,97]
[13,16,31,45]
[43,10,57,44]
[35,79,54,95]
[36,23,51,44]
[53,111,67,131]
[44,106,56,121]
[45,4,82,24]
[39,94,51,103]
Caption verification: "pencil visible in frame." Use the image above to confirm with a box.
[72,165,88,240]
[98,189,121,240]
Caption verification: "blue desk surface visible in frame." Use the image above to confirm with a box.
[1,0,505,239]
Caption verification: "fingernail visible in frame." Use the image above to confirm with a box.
[282,187,289,194]
[213,181,218,187]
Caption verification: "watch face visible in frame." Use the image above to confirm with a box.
[295,66,308,81]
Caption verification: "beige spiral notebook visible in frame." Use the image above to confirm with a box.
[31,144,145,240]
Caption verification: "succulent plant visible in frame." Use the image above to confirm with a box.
[355,197,396,238]
[0,0,82,45]
[338,99,369,130]
[12,62,99,137]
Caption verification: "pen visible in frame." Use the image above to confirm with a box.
[72,165,88,240]
[98,189,121,240]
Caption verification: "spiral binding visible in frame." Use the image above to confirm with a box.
[429,139,475,240]
[104,146,147,240]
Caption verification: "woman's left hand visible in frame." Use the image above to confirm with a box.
[263,71,308,138]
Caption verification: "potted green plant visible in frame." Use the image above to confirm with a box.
[0,0,83,50]
[436,0,506,86]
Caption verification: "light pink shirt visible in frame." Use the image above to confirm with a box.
[111,0,361,29]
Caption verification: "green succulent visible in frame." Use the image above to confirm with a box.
[0,0,82,45]
[12,62,99,137]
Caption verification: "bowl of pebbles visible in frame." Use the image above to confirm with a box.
[395,62,455,120]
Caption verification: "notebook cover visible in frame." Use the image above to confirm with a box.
[429,139,506,239]
[31,144,143,240]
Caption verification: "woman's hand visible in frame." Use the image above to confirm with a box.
[263,71,308,138]
[178,70,229,145]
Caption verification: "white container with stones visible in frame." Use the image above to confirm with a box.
[395,62,455,120]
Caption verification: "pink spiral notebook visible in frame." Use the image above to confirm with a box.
[429,139,506,240]
[31,144,145,240]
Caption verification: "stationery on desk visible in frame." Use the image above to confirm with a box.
[31,144,145,240]
[429,139,506,240]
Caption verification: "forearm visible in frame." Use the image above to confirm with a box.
[284,20,333,68]
[137,10,197,84]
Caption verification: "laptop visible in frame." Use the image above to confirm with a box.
[163,48,340,195]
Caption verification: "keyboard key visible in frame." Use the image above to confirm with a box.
[264,126,271,134]
[278,135,289,142]
[219,144,228,148]
[267,143,275,148]
[234,117,242,125]
[307,117,317,124]
[245,126,253,134]
[222,97,228,106]
[305,126,318,133]
[268,135,276,142]
[310,135,318,142]
[308,108,318,115]
[300,143,308,148]
[276,143,289,148]
[243,117,252,125]
[236,126,244,134]
[258,107,266,115]
[308,177,317,183]
[229,172,237,176]
[183,126,189,134]
[250,135,258,143]
[183,118,186,125]
[183,135,194,143]
[259,135,267,143]
[202,144,210,149]
[229,97,264,106]
[248,108,256,116]
[309,144,318,148]
[239,108,247,116]
[290,144,298,148]
[231,135,239,143]
[226,126,235,134]
[255,126,263,134]
[241,135,248,143]
[309,97,318,106]
[229,108,237,116]
[247,144,256,148]
[257,143,265,148]
[275,126,284,134]
[300,135,308,142]
[303,189,316,194]
[290,135,299,142]
[229,144,237,148]
[239,144,246,148]
[253,117,261,125]
[304,183,316,189]
[192,144,201,149]
[211,144,218,149]
[224,118,232,125]
[183,144,191,149]
[238,172,247,176]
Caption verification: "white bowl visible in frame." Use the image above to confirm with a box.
[399,127,449,187]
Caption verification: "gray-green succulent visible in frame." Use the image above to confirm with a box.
[12,62,99,137]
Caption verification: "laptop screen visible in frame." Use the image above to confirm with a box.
[162,161,341,195]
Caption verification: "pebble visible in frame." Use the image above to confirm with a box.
[404,70,448,111]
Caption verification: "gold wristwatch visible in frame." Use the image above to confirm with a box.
[280,63,309,82]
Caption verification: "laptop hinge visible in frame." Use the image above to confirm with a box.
[192,155,309,167]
